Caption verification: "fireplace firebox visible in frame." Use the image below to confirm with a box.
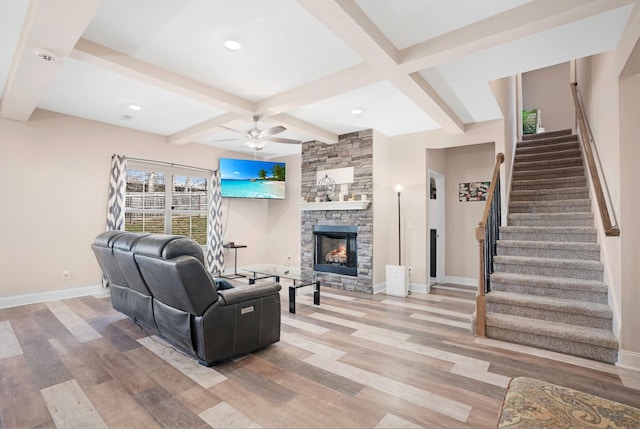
[313,225,357,276]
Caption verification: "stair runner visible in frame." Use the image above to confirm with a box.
[485,129,618,363]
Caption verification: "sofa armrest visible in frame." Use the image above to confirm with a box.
[218,282,281,306]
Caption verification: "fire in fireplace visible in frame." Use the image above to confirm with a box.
[313,225,357,276]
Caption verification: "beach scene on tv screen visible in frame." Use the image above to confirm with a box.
[220,158,286,199]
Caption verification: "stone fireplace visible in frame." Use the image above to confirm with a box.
[300,129,373,293]
[313,225,357,276]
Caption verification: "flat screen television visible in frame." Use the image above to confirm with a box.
[219,158,286,199]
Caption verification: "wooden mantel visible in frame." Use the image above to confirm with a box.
[296,201,370,211]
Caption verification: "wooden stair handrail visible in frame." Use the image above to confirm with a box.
[475,152,504,337]
[570,83,620,237]
[478,153,505,232]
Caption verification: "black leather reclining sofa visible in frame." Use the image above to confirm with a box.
[92,231,281,365]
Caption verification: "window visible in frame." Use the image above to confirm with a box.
[124,163,209,245]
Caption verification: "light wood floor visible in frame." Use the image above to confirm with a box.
[1,282,639,428]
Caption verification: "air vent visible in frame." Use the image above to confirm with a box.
[37,50,57,63]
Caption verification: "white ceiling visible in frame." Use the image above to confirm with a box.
[1,0,636,158]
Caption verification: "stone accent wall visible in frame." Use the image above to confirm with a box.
[301,130,373,293]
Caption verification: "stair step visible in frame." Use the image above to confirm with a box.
[510,187,589,202]
[516,140,580,156]
[511,176,586,191]
[512,165,585,180]
[521,129,573,141]
[514,157,583,171]
[509,199,592,214]
[486,291,612,329]
[497,240,600,260]
[489,129,618,364]
[493,255,603,281]
[515,148,582,163]
[500,226,597,243]
[508,212,593,227]
[485,313,618,363]
[490,272,608,303]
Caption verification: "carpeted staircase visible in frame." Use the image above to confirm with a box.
[485,129,618,364]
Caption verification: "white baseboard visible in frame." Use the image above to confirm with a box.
[375,282,430,295]
[409,282,430,294]
[0,284,106,309]
[617,349,640,371]
[373,282,386,294]
[445,276,477,287]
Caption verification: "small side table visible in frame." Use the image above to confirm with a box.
[221,244,247,279]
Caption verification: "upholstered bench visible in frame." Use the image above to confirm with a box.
[498,377,640,429]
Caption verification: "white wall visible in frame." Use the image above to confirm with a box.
[618,19,640,366]
[0,109,274,298]
[387,120,503,286]
[619,71,640,367]
[372,130,392,285]
[574,25,640,368]
[444,143,495,280]
[522,62,573,132]
[265,154,301,267]
[576,53,623,338]
[490,75,518,220]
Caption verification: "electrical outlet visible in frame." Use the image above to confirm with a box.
[62,270,71,280]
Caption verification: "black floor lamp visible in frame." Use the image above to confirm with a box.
[394,184,403,265]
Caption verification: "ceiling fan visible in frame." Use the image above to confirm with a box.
[214,115,301,150]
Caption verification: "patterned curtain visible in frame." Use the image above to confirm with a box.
[206,169,225,275]
[106,154,127,231]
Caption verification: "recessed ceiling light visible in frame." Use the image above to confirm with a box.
[352,108,363,115]
[224,40,242,51]
[128,104,141,111]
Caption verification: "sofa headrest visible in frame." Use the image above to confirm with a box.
[94,230,127,248]
[133,234,205,264]
[113,232,150,252]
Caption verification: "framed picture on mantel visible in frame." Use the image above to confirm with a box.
[459,181,489,202]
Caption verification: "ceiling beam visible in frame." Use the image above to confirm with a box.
[270,114,339,144]
[0,0,103,121]
[167,112,243,146]
[255,62,384,117]
[399,0,637,73]
[71,39,255,116]
[298,0,465,134]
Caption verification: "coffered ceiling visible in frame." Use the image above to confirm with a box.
[0,0,636,158]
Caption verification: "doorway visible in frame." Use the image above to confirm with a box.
[428,169,445,286]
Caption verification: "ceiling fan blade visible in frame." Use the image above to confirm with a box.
[266,136,301,145]
[260,125,286,136]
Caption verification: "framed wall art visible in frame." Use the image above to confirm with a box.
[459,181,490,202]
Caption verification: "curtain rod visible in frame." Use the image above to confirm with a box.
[120,155,215,174]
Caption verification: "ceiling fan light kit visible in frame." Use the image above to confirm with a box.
[244,137,266,150]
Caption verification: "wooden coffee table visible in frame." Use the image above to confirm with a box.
[242,264,320,314]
